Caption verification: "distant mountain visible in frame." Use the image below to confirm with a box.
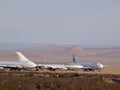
[102,50,120,58]
[0,45,95,61]
[1,45,120,62]
[27,45,66,53]
[0,45,120,63]
[0,45,94,56]
[56,45,94,56]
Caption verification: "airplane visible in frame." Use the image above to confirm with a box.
[37,55,83,71]
[0,52,37,71]
[71,54,105,71]
[33,54,105,71]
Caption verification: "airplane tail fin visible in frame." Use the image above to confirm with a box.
[72,54,79,63]
[16,52,29,62]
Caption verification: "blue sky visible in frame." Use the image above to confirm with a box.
[0,0,120,46]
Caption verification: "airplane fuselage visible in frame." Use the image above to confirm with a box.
[0,61,36,68]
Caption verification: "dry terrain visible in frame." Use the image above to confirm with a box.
[0,71,120,90]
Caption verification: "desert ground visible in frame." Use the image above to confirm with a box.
[0,71,120,90]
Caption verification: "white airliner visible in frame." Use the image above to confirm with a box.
[38,63,83,71]
[38,56,83,71]
[37,55,104,71]
[0,52,36,70]
[71,55,105,71]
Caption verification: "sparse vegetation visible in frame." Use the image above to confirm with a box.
[0,71,119,90]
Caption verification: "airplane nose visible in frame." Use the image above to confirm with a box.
[29,62,36,67]
[32,63,37,67]
[99,64,104,68]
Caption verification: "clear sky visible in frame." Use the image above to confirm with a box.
[0,0,120,46]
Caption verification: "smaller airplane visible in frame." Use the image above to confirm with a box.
[0,52,36,70]
[71,54,105,71]
[38,55,83,71]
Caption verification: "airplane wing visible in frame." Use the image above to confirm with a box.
[0,62,21,68]
[38,64,67,70]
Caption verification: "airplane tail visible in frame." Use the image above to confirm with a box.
[72,54,79,63]
[16,52,29,62]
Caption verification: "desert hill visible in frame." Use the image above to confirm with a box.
[0,45,120,63]
[0,45,94,62]
[102,50,120,58]
[56,45,94,56]
[25,45,66,54]
[9,45,94,57]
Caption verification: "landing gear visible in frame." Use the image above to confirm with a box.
[48,67,56,71]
